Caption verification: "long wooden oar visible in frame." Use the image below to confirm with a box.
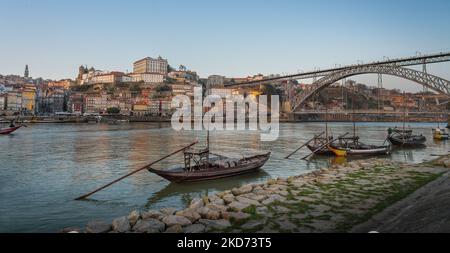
[74,141,198,200]
[301,132,349,160]
[285,131,325,159]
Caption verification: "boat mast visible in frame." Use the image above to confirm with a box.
[352,88,356,140]
[403,91,407,133]
[325,88,328,139]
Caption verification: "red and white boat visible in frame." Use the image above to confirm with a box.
[0,125,22,135]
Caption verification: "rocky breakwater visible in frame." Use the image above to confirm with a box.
[71,157,448,233]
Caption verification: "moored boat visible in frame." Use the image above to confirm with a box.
[432,128,449,140]
[147,148,270,183]
[387,128,426,147]
[0,125,22,135]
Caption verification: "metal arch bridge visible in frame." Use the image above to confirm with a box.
[224,52,450,111]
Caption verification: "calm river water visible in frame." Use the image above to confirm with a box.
[0,122,448,232]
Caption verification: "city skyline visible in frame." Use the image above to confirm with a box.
[1,0,450,92]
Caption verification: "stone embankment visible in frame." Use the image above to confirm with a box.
[66,156,450,233]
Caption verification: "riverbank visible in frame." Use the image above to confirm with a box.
[69,155,450,233]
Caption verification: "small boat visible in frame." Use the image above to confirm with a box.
[328,137,392,157]
[0,125,22,135]
[306,135,334,155]
[432,128,449,140]
[388,128,426,147]
[147,148,270,183]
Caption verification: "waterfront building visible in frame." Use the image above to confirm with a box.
[84,93,102,113]
[21,86,36,113]
[133,56,168,75]
[0,94,6,110]
[39,90,66,114]
[6,91,22,111]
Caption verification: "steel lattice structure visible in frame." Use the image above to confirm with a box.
[291,65,450,112]
[225,52,450,88]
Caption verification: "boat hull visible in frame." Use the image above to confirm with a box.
[306,144,334,155]
[329,145,391,157]
[147,153,270,183]
[388,136,426,147]
[0,126,22,135]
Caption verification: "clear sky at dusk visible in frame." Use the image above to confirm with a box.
[1,0,450,91]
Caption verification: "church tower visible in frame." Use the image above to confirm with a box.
[24,65,29,78]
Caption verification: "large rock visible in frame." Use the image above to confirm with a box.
[142,210,165,220]
[160,207,177,216]
[183,224,206,233]
[197,207,220,220]
[162,215,192,227]
[112,216,131,233]
[132,219,165,233]
[189,198,204,210]
[127,210,140,226]
[221,212,250,222]
[241,220,265,230]
[228,201,251,211]
[206,203,228,213]
[261,194,286,205]
[165,225,183,233]
[198,219,231,231]
[176,210,201,223]
[236,196,261,206]
[222,194,235,204]
[86,220,111,233]
[232,185,253,196]
[241,193,267,202]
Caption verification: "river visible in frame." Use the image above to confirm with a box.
[0,122,448,232]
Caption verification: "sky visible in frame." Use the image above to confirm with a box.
[1,0,450,92]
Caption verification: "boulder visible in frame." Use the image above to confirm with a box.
[206,203,228,213]
[86,220,111,233]
[222,194,235,204]
[162,215,192,227]
[176,210,201,223]
[127,210,140,226]
[142,210,165,220]
[241,220,265,230]
[236,196,261,206]
[241,193,267,202]
[132,219,165,233]
[112,216,131,233]
[221,212,250,222]
[183,224,206,233]
[228,201,251,211]
[160,207,177,216]
[231,185,253,196]
[261,194,286,205]
[189,198,204,210]
[198,219,231,230]
[165,225,183,233]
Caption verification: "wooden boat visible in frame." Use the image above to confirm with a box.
[0,125,22,135]
[328,138,392,157]
[388,128,426,147]
[433,128,449,140]
[147,148,271,183]
[306,135,334,155]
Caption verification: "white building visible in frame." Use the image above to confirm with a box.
[130,73,164,84]
[133,56,168,75]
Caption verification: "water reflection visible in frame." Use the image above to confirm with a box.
[1,122,449,232]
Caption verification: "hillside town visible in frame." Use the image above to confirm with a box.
[0,56,448,119]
